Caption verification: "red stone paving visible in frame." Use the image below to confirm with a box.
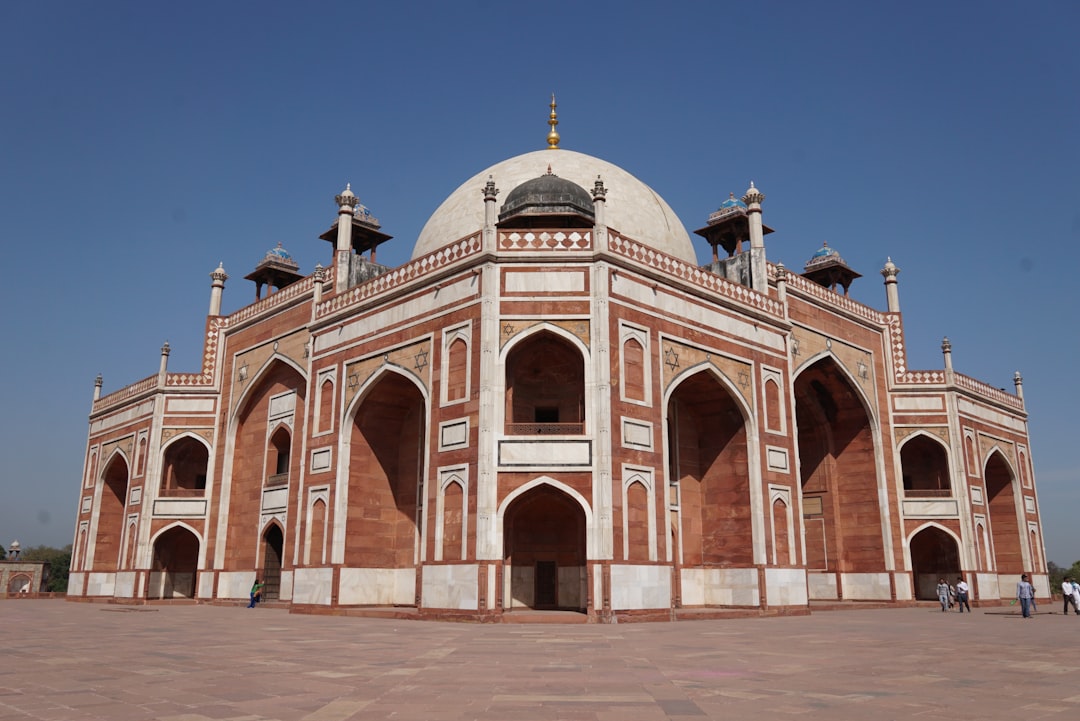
[0,600,1075,720]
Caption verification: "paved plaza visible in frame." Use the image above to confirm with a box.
[0,600,1076,720]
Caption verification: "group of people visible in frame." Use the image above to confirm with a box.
[935,577,972,612]
[935,574,1044,618]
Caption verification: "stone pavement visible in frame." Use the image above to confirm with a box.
[0,600,1076,721]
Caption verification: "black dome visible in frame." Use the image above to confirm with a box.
[498,171,594,226]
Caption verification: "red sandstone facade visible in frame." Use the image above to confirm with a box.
[70,135,1045,620]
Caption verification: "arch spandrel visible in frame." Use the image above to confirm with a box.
[791,330,874,391]
[499,320,590,350]
[99,438,135,471]
[230,329,311,409]
[659,339,753,408]
[894,427,951,447]
[343,340,432,412]
[979,437,1017,470]
[160,427,215,449]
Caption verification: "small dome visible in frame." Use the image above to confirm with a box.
[810,242,838,260]
[268,242,293,261]
[498,170,594,224]
[719,193,747,211]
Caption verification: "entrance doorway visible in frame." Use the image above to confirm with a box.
[262,525,283,601]
[503,484,586,611]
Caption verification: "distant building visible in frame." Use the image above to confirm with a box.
[70,102,1044,620]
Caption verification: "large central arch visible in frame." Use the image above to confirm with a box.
[794,356,886,596]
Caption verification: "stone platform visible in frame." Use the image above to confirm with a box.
[0,600,1073,720]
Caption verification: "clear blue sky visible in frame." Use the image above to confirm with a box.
[2,2,1077,564]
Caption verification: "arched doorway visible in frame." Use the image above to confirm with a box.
[503,485,586,611]
[150,526,200,599]
[909,526,960,600]
[230,359,305,571]
[261,525,284,601]
[93,454,130,571]
[794,358,884,586]
[985,451,1024,574]
[345,371,425,583]
[668,370,752,572]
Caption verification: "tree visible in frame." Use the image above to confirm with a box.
[19,544,73,593]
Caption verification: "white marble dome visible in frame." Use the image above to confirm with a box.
[412,149,696,263]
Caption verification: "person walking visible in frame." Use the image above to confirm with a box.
[936,578,951,612]
[1017,574,1035,618]
[248,578,264,609]
[1062,577,1075,616]
[1071,578,1080,615]
[955,576,971,613]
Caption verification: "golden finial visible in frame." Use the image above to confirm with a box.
[546,93,560,149]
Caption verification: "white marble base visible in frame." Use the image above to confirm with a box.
[764,568,808,606]
[293,568,333,605]
[67,572,85,596]
[611,565,671,609]
[808,572,838,600]
[840,572,891,600]
[338,567,416,605]
[421,564,478,610]
[680,567,758,606]
[218,571,256,600]
[85,572,115,597]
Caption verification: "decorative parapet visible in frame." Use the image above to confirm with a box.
[498,230,591,251]
[229,271,322,326]
[91,375,158,414]
[954,372,1025,411]
[316,234,482,319]
[165,317,227,388]
[897,370,947,384]
[610,233,782,316]
[771,263,886,325]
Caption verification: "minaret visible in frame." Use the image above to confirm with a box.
[208,263,228,316]
[93,374,103,402]
[942,337,954,383]
[546,94,560,149]
[335,183,357,293]
[158,341,171,386]
[313,263,325,305]
[482,175,499,254]
[881,257,901,312]
[741,182,768,292]
[1014,371,1024,402]
[592,175,608,251]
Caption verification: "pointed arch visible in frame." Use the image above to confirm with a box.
[149,522,202,599]
[91,449,131,571]
[231,353,309,423]
[984,449,1024,574]
[159,432,211,496]
[898,431,952,496]
[664,363,757,569]
[793,353,887,577]
[500,477,589,611]
[502,324,590,435]
[906,522,961,600]
[337,363,429,569]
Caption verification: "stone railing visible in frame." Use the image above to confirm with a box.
[316,234,482,319]
[498,230,591,251]
[92,375,158,413]
[609,233,783,316]
[773,264,887,325]
[955,372,1024,411]
[228,272,321,326]
[904,488,952,498]
[265,473,289,487]
[158,487,206,498]
[506,423,585,435]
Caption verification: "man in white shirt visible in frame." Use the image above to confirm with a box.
[955,577,971,613]
[1064,577,1079,615]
